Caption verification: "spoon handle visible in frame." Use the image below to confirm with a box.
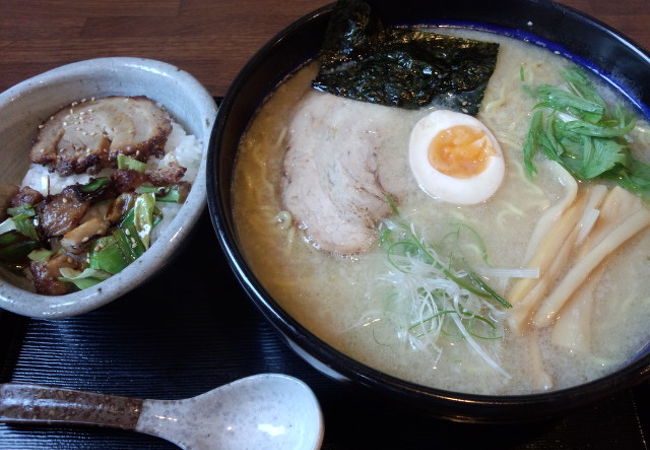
[0,383,143,430]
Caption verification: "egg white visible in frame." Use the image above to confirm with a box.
[408,109,505,205]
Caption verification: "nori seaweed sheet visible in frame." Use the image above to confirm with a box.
[312,0,500,115]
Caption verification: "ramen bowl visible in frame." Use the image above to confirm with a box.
[207,0,650,422]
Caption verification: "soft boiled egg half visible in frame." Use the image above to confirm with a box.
[409,110,505,205]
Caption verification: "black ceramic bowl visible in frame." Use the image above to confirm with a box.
[207,0,650,423]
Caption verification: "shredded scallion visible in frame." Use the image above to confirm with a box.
[370,203,511,377]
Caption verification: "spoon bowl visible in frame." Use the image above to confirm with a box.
[137,374,324,450]
[0,374,323,450]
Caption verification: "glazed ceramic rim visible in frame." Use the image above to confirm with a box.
[208,2,650,422]
[0,57,217,319]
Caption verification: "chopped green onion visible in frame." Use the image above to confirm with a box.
[89,226,146,275]
[89,235,130,274]
[409,310,456,334]
[137,186,162,194]
[384,217,505,303]
[155,186,182,203]
[439,223,491,266]
[79,177,111,193]
[466,272,511,308]
[0,214,39,241]
[132,193,156,248]
[7,204,35,217]
[59,267,111,290]
[120,193,156,249]
[430,308,502,340]
[28,248,53,262]
[467,315,502,340]
[117,154,147,173]
[137,185,183,203]
[376,216,510,375]
[12,214,39,241]
[114,227,146,262]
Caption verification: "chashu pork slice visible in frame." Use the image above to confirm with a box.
[282,91,397,255]
[30,96,172,176]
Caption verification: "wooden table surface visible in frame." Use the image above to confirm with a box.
[0,0,648,97]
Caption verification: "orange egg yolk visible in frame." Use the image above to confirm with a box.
[428,125,496,178]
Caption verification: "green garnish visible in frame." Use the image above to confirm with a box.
[114,227,146,261]
[467,272,510,309]
[7,204,35,218]
[132,193,156,248]
[467,314,502,340]
[89,225,146,275]
[523,67,649,199]
[409,310,456,337]
[91,192,156,275]
[117,154,147,173]
[381,210,510,309]
[533,85,604,123]
[59,267,111,290]
[27,248,53,263]
[434,307,501,340]
[137,185,183,203]
[89,235,130,274]
[12,213,39,241]
[0,212,39,241]
[79,177,111,193]
[439,223,491,267]
[371,198,512,376]
[523,110,543,177]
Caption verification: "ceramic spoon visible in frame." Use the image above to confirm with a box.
[0,373,323,450]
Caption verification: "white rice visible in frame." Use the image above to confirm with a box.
[21,120,203,244]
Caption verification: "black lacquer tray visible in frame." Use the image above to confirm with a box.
[0,211,648,449]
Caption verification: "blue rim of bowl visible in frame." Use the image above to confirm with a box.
[207,2,650,421]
